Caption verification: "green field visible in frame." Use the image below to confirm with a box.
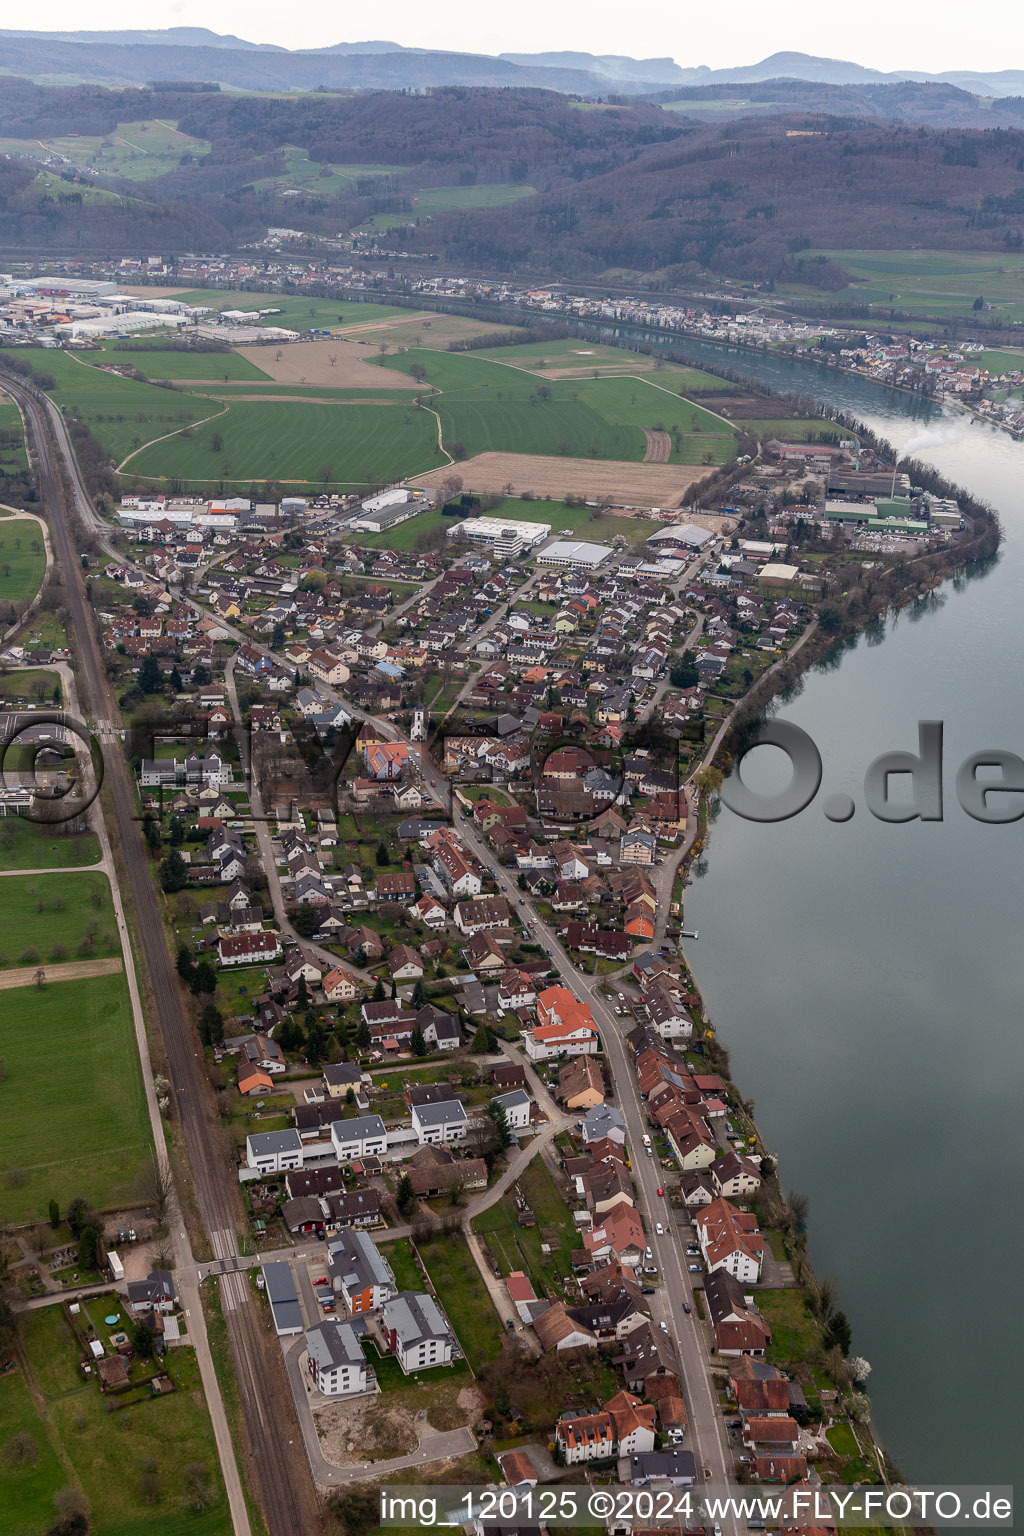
[470,339,739,394]
[383,349,735,464]
[251,147,405,196]
[128,398,441,486]
[472,1156,579,1300]
[28,170,133,207]
[101,346,271,382]
[794,250,1024,323]
[169,291,414,333]
[357,494,658,551]
[3,1303,230,1536]
[358,182,537,232]
[0,393,28,476]
[0,518,46,603]
[0,971,150,1224]
[0,871,118,968]
[25,350,211,464]
[975,347,1024,375]
[0,117,211,182]
[414,1235,506,1372]
[0,818,100,870]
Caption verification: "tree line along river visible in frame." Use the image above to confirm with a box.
[606,329,1024,1488]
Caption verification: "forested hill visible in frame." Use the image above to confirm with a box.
[1,77,1023,290]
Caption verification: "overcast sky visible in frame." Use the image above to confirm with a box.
[24,0,1019,75]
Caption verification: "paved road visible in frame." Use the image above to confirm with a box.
[5,371,323,1536]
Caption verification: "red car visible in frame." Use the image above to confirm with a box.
[656,1187,664,1197]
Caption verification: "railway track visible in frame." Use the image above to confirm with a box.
[4,372,324,1536]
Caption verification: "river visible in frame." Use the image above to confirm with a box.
[622,333,1024,1487]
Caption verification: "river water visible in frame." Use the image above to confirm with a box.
[620,333,1024,1486]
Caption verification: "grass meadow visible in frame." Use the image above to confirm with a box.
[0,971,151,1224]
[0,518,46,603]
[797,249,1024,322]
[0,871,118,968]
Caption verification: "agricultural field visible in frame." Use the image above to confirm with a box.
[470,338,735,394]
[357,181,537,232]
[170,290,413,333]
[412,452,709,506]
[99,345,272,382]
[975,347,1024,375]
[218,338,422,391]
[332,311,522,350]
[0,117,211,181]
[251,147,405,195]
[4,1302,230,1536]
[0,871,118,969]
[0,517,47,604]
[24,349,211,464]
[385,349,736,465]
[0,970,151,1224]
[794,250,1024,323]
[128,397,441,487]
[26,171,132,207]
[0,391,28,475]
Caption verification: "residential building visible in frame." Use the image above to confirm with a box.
[246,1128,303,1174]
[411,1100,469,1146]
[326,1230,395,1314]
[696,1198,765,1283]
[305,1320,370,1397]
[330,1115,388,1162]
[379,1291,454,1372]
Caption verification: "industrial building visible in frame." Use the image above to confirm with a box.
[535,539,614,569]
[445,516,550,560]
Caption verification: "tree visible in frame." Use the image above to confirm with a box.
[288,906,321,938]
[692,765,724,798]
[375,841,389,867]
[131,1320,155,1358]
[411,979,428,1008]
[471,1024,492,1055]
[847,1355,872,1385]
[825,1308,853,1356]
[183,1463,215,1512]
[169,666,183,694]
[77,1222,101,1270]
[395,1173,416,1217]
[138,654,162,694]
[191,959,217,996]
[372,978,385,1003]
[48,1199,60,1229]
[47,1488,90,1536]
[355,1020,371,1050]
[669,658,699,689]
[329,1489,378,1536]
[296,974,309,1010]
[271,623,286,650]
[65,1197,90,1237]
[487,1098,512,1150]
[199,1003,224,1047]
[159,850,188,893]
[176,944,195,983]
[305,1021,328,1064]
[409,1024,427,1057]
[140,1160,174,1226]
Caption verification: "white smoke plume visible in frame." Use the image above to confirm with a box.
[899,420,969,459]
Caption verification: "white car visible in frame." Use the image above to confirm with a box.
[655,1222,664,1235]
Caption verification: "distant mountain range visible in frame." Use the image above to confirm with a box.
[1,29,1023,97]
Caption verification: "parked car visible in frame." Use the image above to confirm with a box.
[641,1286,656,1295]
[688,1264,702,1273]
[656,1187,665,1197]
[683,1302,691,1314]
[686,1245,700,1255]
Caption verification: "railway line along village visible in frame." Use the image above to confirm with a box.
[0,16,1016,1536]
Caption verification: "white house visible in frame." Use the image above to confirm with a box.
[380,1291,454,1373]
[305,1320,370,1396]
[330,1115,388,1162]
[410,1100,468,1146]
[246,1128,304,1174]
[493,1089,532,1133]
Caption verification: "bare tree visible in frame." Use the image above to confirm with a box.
[140,1160,174,1227]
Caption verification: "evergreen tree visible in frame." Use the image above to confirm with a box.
[199,1002,224,1047]
[411,979,428,1008]
[169,665,183,694]
[138,654,162,694]
[176,943,195,982]
[372,978,385,1002]
[375,841,389,866]
[356,1020,371,1050]
[487,1098,512,1150]
[409,1024,427,1057]
[159,849,188,893]
[48,1199,60,1229]
[471,1024,492,1055]
[396,1173,416,1216]
[191,959,217,996]
[296,975,309,1010]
